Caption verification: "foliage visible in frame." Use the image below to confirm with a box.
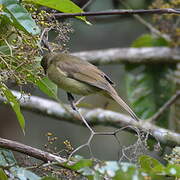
[0,83,25,132]
[0,148,40,179]
[0,0,76,131]
[125,0,179,123]
[125,33,175,125]
[25,0,88,23]
[150,0,180,47]
[150,0,180,131]
[1,0,40,35]
[0,148,180,179]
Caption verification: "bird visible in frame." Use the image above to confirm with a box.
[41,52,139,121]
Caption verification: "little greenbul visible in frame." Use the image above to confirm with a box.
[41,52,139,121]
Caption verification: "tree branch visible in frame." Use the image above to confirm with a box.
[118,0,171,42]
[1,90,180,147]
[54,8,180,18]
[71,47,180,65]
[148,91,180,123]
[0,137,72,167]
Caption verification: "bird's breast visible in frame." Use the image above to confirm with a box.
[47,64,100,95]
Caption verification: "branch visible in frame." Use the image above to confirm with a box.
[71,47,180,65]
[54,9,180,18]
[0,137,72,167]
[118,0,171,42]
[1,90,180,147]
[132,15,170,42]
[148,91,180,123]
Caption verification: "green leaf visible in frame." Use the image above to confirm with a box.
[26,71,58,99]
[111,162,144,180]
[132,34,169,47]
[0,148,40,180]
[165,164,180,177]
[1,0,40,35]
[36,77,58,99]
[0,45,11,54]
[114,168,142,180]
[10,167,40,180]
[0,168,8,180]
[0,11,13,23]
[125,34,174,120]
[69,159,93,171]
[0,148,17,166]
[0,84,25,133]
[139,155,165,173]
[126,65,156,119]
[151,65,175,127]
[65,157,98,178]
[27,0,88,23]
[138,155,180,178]
[86,173,102,180]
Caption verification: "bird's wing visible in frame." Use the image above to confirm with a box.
[57,56,114,92]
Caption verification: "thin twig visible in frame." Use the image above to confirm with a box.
[82,0,94,10]
[118,0,171,42]
[68,133,95,160]
[174,16,180,29]
[4,39,13,57]
[73,105,94,133]
[54,9,180,18]
[0,56,21,82]
[148,91,180,123]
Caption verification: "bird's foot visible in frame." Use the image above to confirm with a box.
[67,92,77,111]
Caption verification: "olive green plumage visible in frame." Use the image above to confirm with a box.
[41,52,139,121]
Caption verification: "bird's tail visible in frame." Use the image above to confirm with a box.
[107,87,139,121]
